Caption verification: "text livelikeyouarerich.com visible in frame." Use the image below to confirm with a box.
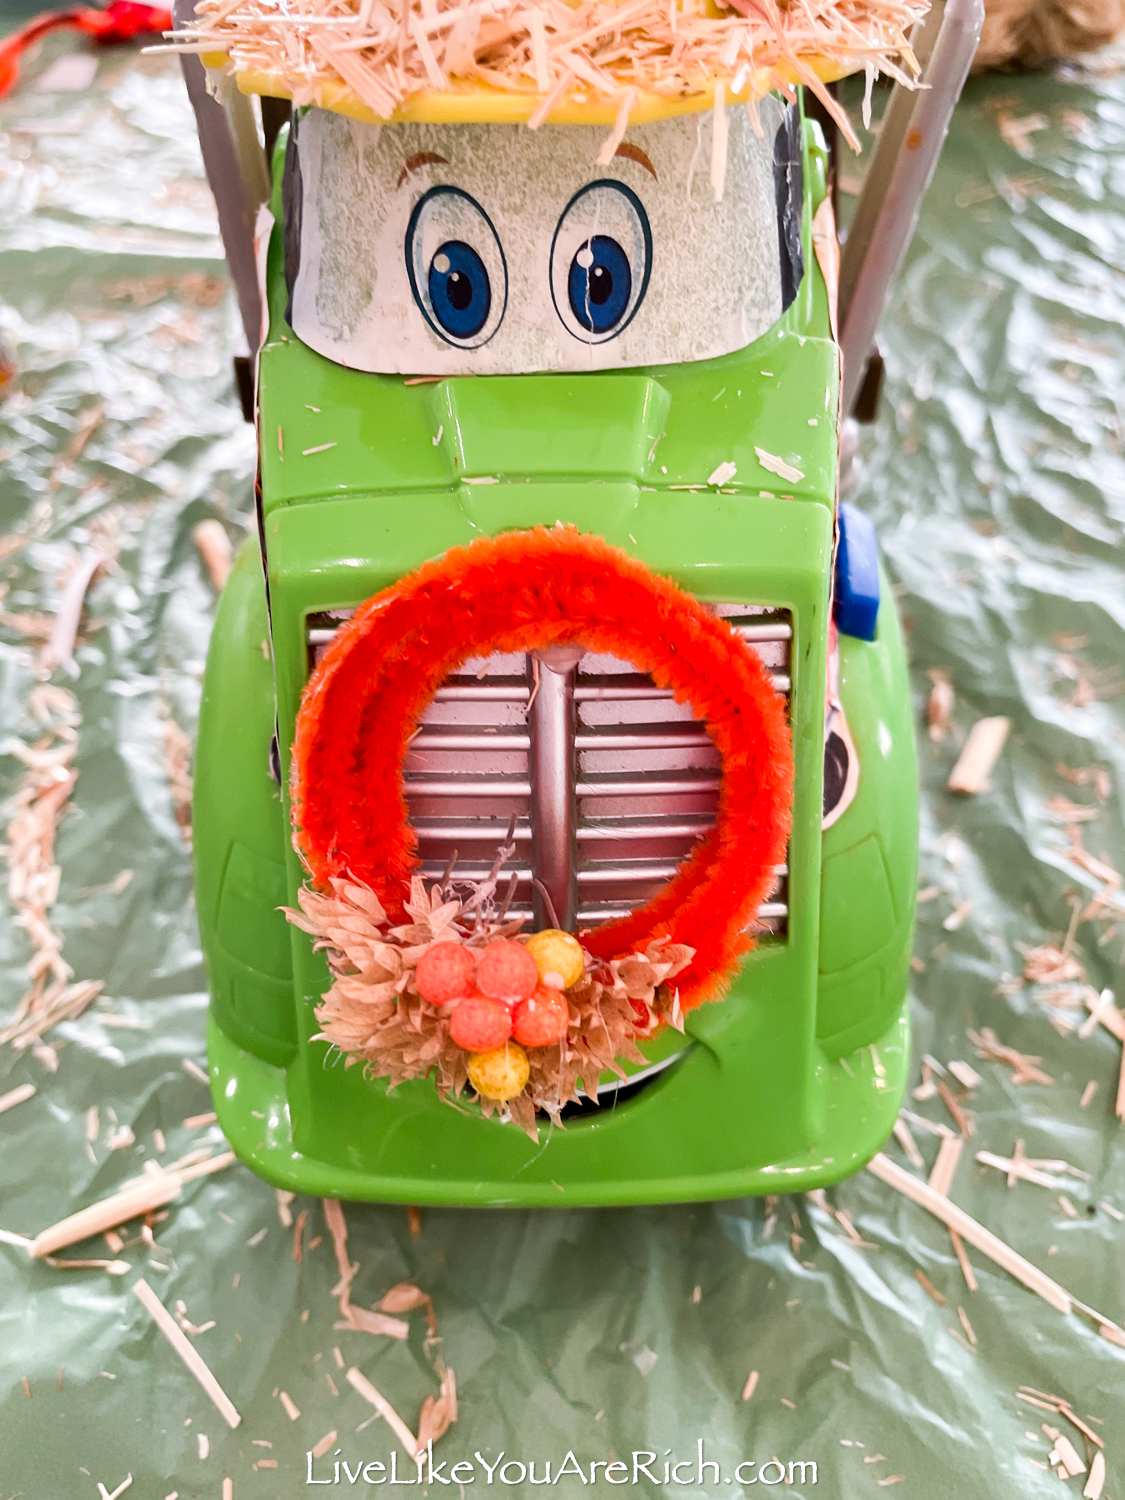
[307,1439,818,1486]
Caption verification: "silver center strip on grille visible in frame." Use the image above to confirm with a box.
[306,606,792,938]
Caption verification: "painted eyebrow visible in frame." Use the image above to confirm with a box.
[397,152,450,188]
[614,143,657,180]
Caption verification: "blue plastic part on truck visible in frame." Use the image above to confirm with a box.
[834,502,880,641]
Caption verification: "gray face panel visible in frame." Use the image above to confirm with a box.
[286,105,789,376]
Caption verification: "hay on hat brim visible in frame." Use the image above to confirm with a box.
[205,55,851,125]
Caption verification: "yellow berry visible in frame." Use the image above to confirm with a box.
[525,929,584,989]
[468,1042,530,1102]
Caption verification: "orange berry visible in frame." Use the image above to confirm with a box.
[448,994,512,1052]
[511,985,570,1048]
[475,939,538,1005]
[415,941,476,1005]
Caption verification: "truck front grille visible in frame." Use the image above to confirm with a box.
[306,605,791,939]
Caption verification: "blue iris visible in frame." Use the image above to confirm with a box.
[568,235,632,334]
[427,240,490,340]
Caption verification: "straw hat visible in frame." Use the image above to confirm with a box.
[176,0,926,131]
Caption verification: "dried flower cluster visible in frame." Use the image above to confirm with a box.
[172,0,926,142]
[285,872,693,1140]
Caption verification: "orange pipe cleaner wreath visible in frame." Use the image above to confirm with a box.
[290,527,793,1010]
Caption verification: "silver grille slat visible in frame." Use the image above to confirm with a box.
[405,779,533,796]
[576,776,722,796]
[307,604,792,939]
[411,731,531,750]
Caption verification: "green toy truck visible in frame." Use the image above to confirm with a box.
[177,0,981,1205]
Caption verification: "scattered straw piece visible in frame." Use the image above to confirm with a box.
[174,1299,216,1337]
[742,1369,759,1401]
[379,1282,437,1340]
[947,1061,982,1090]
[1051,1433,1087,1478]
[950,1232,978,1292]
[184,1112,217,1129]
[192,520,233,591]
[968,1028,1053,1086]
[754,447,804,484]
[975,1145,1089,1192]
[132,1280,241,1429]
[223,1480,233,1500]
[276,1191,295,1227]
[159,703,194,846]
[42,521,119,675]
[293,1207,309,1262]
[708,459,738,487]
[417,1366,458,1449]
[927,669,953,741]
[956,1306,977,1346]
[915,1270,946,1306]
[0,1082,36,1115]
[312,1430,338,1460]
[943,900,973,932]
[1,687,104,1050]
[1024,944,1084,985]
[868,1153,1088,1320]
[1080,1081,1098,1109]
[97,1477,132,1500]
[406,1205,422,1237]
[46,1257,130,1274]
[183,1058,209,1084]
[1083,1451,1107,1500]
[948,716,1009,794]
[937,1079,974,1137]
[892,1117,924,1169]
[346,1367,421,1459]
[279,1390,301,1421]
[1082,987,1125,1042]
[928,1134,963,1197]
[1058,1405,1105,1452]
[323,1199,411,1339]
[30,1151,235,1258]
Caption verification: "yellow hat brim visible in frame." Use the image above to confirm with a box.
[204,55,851,126]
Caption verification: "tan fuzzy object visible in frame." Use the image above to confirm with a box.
[975,0,1125,69]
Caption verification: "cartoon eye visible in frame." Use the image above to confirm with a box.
[550,181,652,344]
[405,186,507,348]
